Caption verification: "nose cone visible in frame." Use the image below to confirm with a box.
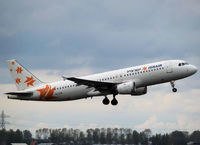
[191,65,198,74]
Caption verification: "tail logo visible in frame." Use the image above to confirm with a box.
[37,85,56,100]
[24,76,35,87]
[16,67,23,74]
[143,66,147,71]
[15,78,21,84]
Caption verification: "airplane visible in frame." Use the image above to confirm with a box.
[5,59,197,105]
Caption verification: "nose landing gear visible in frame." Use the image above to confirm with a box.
[170,81,177,92]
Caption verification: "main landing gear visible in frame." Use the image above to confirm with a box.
[102,94,118,106]
[170,80,177,92]
[102,96,110,105]
[111,95,118,105]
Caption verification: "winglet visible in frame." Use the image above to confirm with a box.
[62,75,68,81]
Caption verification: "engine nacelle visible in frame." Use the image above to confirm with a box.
[131,86,147,95]
[117,81,147,95]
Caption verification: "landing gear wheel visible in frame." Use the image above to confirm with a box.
[172,88,177,92]
[170,81,177,93]
[111,99,118,106]
[102,96,110,105]
[111,95,118,106]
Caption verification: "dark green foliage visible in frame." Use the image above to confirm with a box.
[151,133,170,145]
[190,130,200,142]
[0,128,199,144]
[170,130,187,145]
[151,131,189,145]
[132,130,139,144]
[23,130,32,143]
[0,129,25,144]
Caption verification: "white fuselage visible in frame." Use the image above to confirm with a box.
[15,60,197,101]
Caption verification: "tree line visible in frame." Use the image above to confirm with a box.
[0,129,32,144]
[0,128,200,145]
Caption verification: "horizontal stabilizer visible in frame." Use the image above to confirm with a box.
[5,91,33,98]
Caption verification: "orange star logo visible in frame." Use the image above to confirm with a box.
[11,61,15,65]
[143,66,147,71]
[16,67,23,74]
[24,76,35,87]
[37,85,56,100]
[16,78,21,84]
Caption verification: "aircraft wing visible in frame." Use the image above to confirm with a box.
[64,76,118,91]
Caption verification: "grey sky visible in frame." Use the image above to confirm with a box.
[0,0,200,134]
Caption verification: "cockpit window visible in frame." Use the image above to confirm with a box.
[178,62,189,66]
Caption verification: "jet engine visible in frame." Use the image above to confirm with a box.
[117,81,147,95]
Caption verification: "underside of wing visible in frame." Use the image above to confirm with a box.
[64,76,118,92]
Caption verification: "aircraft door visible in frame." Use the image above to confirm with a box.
[166,62,173,73]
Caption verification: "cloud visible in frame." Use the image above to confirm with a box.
[0,27,16,37]
[47,38,62,48]
[0,0,200,69]
[135,114,200,134]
